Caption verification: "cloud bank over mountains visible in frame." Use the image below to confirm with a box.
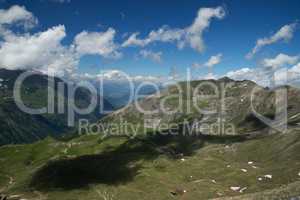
[0,5,300,87]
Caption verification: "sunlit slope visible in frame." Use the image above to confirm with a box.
[100,77,300,136]
[0,128,299,199]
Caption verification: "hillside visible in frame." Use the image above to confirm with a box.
[0,127,299,199]
[0,69,113,145]
[0,78,300,199]
[100,77,300,137]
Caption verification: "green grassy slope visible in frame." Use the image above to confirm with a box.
[0,69,113,145]
[0,128,299,200]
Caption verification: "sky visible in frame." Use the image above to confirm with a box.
[0,0,300,85]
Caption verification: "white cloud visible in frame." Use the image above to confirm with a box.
[75,70,162,83]
[226,67,256,81]
[225,67,271,86]
[122,6,225,53]
[74,28,121,58]
[246,23,297,59]
[204,53,222,67]
[225,54,300,87]
[0,5,37,29]
[122,27,185,48]
[185,7,225,52]
[139,49,162,63]
[276,62,300,85]
[0,25,78,76]
[201,72,217,80]
[262,53,299,69]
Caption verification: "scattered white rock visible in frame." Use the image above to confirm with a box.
[248,161,253,165]
[239,187,247,193]
[230,187,240,192]
[298,172,300,177]
[183,190,187,193]
[9,176,14,185]
[217,192,223,196]
[258,177,263,181]
[252,166,258,169]
[211,179,217,184]
[241,169,247,173]
[264,174,272,179]
[9,194,22,198]
[180,158,185,162]
[193,180,203,183]
[227,165,231,168]
[225,145,230,149]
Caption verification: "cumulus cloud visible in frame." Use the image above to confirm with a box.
[225,54,300,86]
[262,53,299,69]
[0,5,37,28]
[0,5,38,39]
[246,23,297,59]
[139,49,162,63]
[0,5,126,77]
[184,7,225,52]
[225,67,271,86]
[0,25,78,76]
[0,5,38,38]
[201,72,217,80]
[122,6,225,53]
[204,53,222,67]
[74,28,121,58]
[75,69,162,83]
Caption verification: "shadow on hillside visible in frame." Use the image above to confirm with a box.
[30,130,248,190]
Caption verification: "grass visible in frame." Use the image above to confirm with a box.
[0,128,299,199]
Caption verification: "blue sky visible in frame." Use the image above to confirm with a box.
[1,0,300,82]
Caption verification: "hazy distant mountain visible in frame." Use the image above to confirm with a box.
[94,80,163,109]
[101,77,300,136]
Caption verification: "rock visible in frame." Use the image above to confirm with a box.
[8,195,22,200]
[264,174,272,179]
[241,169,247,173]
[248,161,253,165]
[170,188,187,196]
[180,158,185,162]
[230,187,240,192]
[239,187,247,193]
[217,192,223,196]
[211,179,217,184]
[258,177,263,181]
[227,165,231,168]
[252,165,258,169]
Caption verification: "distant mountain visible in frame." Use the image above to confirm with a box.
[1,77,300,200]
[92,80,163,109]
[100,77,300,136]
[0,69,113,145]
